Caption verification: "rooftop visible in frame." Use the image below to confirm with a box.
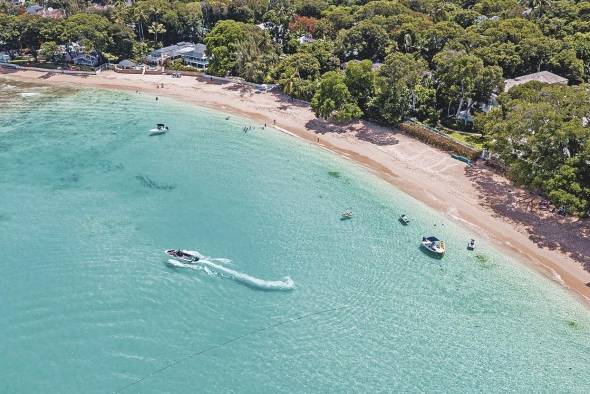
[146,42,205,63]
[504,71,568,92]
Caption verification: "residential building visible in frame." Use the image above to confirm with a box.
[25,5,64,18]
[181,43,208,69]
[298,35,315,45]
[145,42,208,68]
[73,52,101,67]
[0,51,11,63]
[117,59,137,69]
[504,71,568,92]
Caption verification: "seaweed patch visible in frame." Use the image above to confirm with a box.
[135,175,176,191]
[474,254,495,268]
[566,319,581,329]
[59,173,80,184]
[328,171,341,178]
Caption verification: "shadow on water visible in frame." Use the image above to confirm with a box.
[135,175,176,191]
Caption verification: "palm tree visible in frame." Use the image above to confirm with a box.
[234,38,260,79]
[282,68,300,96]
[148,22,166,47]
[133,6,148,41]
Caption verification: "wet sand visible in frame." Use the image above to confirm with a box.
[3,68,590,306]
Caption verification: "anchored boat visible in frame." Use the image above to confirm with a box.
[149,123,169,136]
[399,214,410,225]
[421,236,446,257]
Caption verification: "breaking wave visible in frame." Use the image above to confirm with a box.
[166,259,294,291]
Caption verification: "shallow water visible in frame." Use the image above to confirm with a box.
[1,81,589,393]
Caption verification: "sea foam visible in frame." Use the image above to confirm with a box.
[167,259,294,291]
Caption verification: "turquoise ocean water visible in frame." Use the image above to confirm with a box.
[1,81,589,393]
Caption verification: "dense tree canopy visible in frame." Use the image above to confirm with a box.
[477,83,590,215]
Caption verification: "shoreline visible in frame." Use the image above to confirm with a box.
[3,69,590,307]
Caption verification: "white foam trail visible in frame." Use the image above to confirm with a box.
[210,257,232,264]
[166,259,294,291]
[20,92,41,97]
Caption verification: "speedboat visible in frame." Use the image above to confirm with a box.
[149,123,169,136]
[165,249,203,263]
[421,236,446,256]
[341,210,353,220]
[399,214,410,225]
[467,239,476,251]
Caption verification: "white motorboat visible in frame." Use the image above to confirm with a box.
[467,239,476,251]
[149,123,169,136]
[421,236,446,256]
[165,249,203,263]
[399,214,410,225]
[341,210,353,220]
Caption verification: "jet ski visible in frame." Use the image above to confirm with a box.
[165,249,203,263]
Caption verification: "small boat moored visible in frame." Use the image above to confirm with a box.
[149,123,169,136]
[421,236,446,257]
[399,214,410,225]
[341,210,353,220]
[467,239,476,251]
[165,249,203,263]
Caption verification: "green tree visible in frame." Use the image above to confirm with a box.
[336,20,388,61]
[148,21,166,47]
[204,20,276,80]
[371,52,428,124]
[311,71,362,122]
[39,41,58,62]
[344,59,375,112]
[477,82,590,215]
[433,50,503,118]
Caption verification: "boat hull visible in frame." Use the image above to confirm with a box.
[165,249,202,263]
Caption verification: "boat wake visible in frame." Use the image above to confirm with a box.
[166,259,294,291]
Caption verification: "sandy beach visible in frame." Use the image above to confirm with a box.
[3,68,590,305]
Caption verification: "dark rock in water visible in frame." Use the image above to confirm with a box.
[98,161,124,173]
[59,173,80,184]
[135,175,176,191]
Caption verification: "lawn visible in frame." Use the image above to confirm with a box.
[445,130,486,150]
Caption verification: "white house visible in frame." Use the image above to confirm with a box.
[504,71,568,92]
[0,51,11,63]
[145,42,208,68]
[181,43,208,69]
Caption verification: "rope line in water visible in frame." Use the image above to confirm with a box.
[113,305,350,393]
